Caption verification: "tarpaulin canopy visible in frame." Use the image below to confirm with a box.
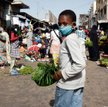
[28,45,39,52]
[98,20,108,24]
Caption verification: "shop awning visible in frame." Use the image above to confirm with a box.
[98,20,108,24]
[5,0,14,3]
[11,1,29,9]
[18,12,39,23]
[12,12,40,26]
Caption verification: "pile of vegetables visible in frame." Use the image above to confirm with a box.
[32,62,58,86]
[19,65,34,75]
[99,35,107,41]
[85,37,93,47]
[99,58,108,67]
[98,36,108,47]
[98,36,108,52]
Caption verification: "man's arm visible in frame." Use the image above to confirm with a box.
[60,37,86,80]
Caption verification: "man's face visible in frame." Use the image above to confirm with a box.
[58,15,73,27]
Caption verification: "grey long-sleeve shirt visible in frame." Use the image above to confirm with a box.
[57,33,86,90]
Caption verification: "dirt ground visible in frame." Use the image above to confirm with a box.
[0,59,108,107]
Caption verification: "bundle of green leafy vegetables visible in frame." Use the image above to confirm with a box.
[99,58,108,67]
[99,35,107,41]
[19,66,34,75]
[85,37,93,47]
[98,36,108,48]
[32,62,59,86]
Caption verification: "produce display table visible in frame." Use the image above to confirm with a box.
[99,53,108,68]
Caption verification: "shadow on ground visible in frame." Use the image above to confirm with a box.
[49,99,55,107]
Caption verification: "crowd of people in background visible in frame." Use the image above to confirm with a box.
[0,8,108,107]
[0,19,108,73]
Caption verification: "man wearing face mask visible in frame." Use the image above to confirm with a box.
[53,10,86,107]
[76,26,87,60]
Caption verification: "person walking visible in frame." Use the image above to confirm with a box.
[10,25,20,73]
[88,25,99,61]
[76,26,87,60]
[0,27,11,68]
[50,24,61,66]
[53,10,86,107]
[27,21,33,49]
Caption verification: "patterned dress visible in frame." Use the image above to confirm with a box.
[0,33,7,65]
[10,32,20,59]
[10,40,20,58]
[50,30,61,66]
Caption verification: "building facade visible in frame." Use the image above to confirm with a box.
[44,10,57,24]
[96,0,108,21]
[79,14,89,28]
[88,1,97,28]
[11,0,29,28]
[0,0,13,28]
[0,0,31,28]
[96,0,108,31]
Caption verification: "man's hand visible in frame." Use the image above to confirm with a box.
[53,71,62,81]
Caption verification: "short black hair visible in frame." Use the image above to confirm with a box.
[59,10,76,22]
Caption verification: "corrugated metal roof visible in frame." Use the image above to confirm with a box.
[11,0,29,9]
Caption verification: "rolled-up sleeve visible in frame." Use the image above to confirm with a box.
[61,38,86,80]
